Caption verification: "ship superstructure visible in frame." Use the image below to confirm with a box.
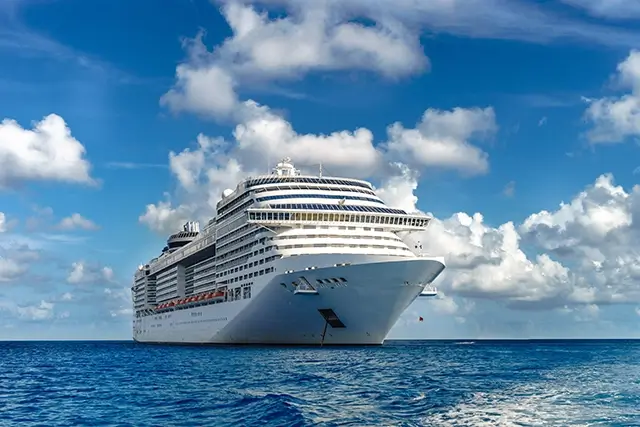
[132,158,445,345]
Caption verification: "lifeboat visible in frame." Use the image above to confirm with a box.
[212,291,224,298]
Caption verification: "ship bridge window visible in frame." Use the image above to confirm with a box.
[269,204,407,215]
[254,184,377,196]
[246,176,373,190]
[256,194,384,204]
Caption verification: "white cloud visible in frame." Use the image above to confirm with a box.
[141,104,495,233]
[0,212,5,233]
[56,213,99,231]
[561,0,640,19]
[139,200,195,235]
[239,0,640,48]
[422,212,572,307]
[161,1,427,121]
[104,287,134,318]
[431,295,460,316]
[67,261,114,285]
[0,240,39,282]
[519,173,640,306]
[217,1,426,78]
[161,60,240,121]
[0,256,26,282]
[584,50,640,144]
[18,300,54,321]
[0,114,95,188]
[0,300,54,321]
[385,107,497,176]
[503,181,516,197]
[370,167,640,311]
[375,164,419,213]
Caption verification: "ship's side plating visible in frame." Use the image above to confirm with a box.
[132,158,445,345]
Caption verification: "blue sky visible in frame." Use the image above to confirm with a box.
[1,0,640,340]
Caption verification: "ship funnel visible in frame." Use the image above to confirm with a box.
[182,221,201,233]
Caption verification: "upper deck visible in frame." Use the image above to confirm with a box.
[216,157,376,213]
[140,157,431,273]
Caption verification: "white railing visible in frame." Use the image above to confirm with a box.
[149,234,216,274]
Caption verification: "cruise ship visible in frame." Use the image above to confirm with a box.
[132,158,446,345]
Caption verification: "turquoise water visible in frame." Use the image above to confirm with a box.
[1,340,639,426]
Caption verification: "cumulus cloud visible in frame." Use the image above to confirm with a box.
[0,239,40,282]
[217,1,426,78]
[0,300,55,321]
[67,261,114,285]
[584,50,640,143]
[161,1,427,121]
[56,213,99,231]
[140,103,495,233]
[0,212,6,233]
[0,257,26,282]
[162,0,640,127]
[385,107,497,176]
[371,166,640,311]
[520,173,640,305]
[0,114,95,188]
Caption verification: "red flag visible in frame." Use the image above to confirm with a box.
[419,316,423,322]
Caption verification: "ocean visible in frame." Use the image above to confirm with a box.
[0,340,638,426]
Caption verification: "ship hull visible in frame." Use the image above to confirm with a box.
[133,255,445,345]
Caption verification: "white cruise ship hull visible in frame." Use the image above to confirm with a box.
[133,255,445,345]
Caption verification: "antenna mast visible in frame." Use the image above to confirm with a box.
[319,161,323,177]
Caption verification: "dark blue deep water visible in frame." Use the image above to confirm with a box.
[1,340,639,426]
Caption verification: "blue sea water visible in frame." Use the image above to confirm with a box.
[0,340,639,426]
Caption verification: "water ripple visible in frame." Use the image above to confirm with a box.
[0,340,638,426]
